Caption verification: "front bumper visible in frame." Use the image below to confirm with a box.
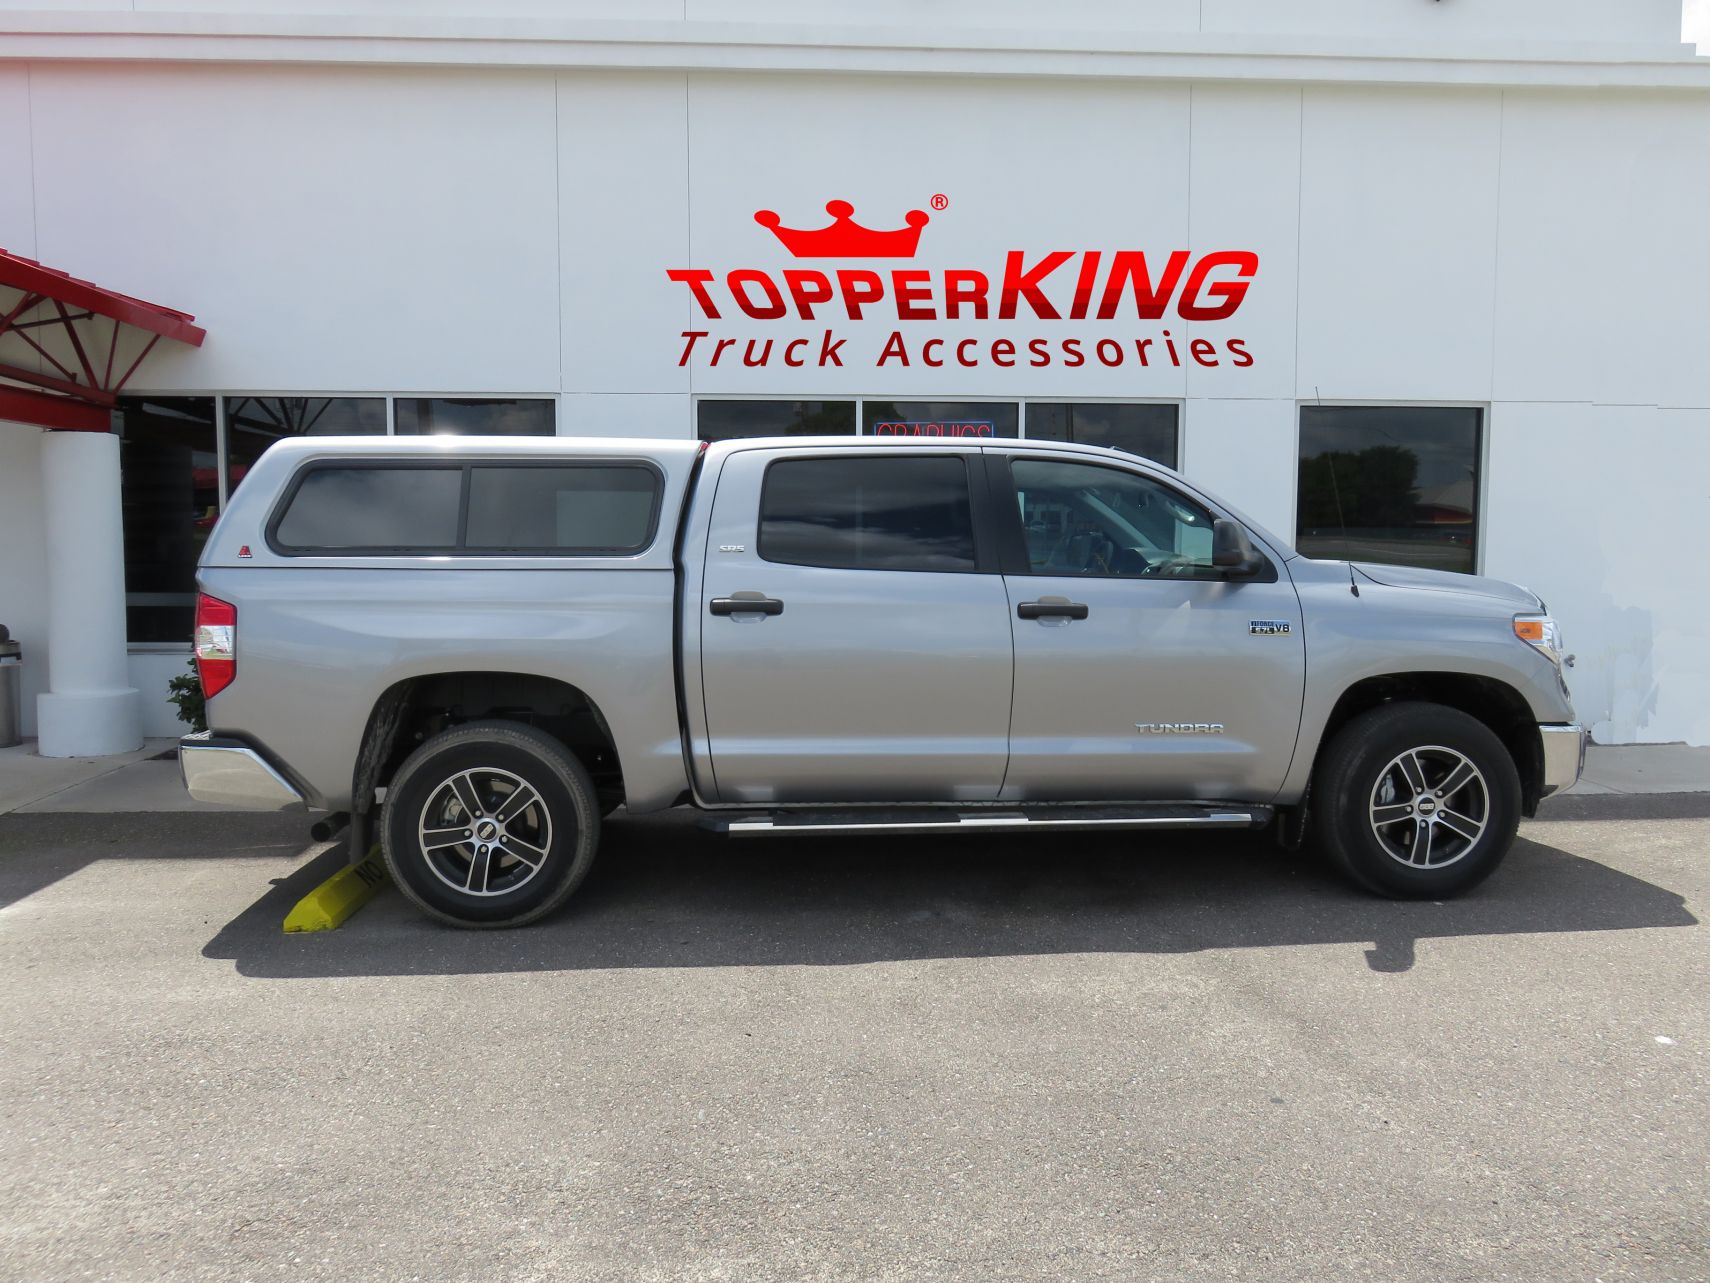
[1538,723,1587,797]
[179,731,306,811]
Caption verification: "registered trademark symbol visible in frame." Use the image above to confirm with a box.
[930,193,949,211]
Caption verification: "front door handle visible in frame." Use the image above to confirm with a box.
[1017,599,1089,621]
[710,596,784,617]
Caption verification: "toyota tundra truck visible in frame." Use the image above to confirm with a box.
[179,434,1585,927]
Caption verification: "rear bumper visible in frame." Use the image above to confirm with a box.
[179,731,306,811]
[1538,723,1587,797]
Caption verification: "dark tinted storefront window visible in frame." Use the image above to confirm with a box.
[1025,402,1179,468]
[225,396,385,495]
[861,400,1019,438]
[394,398,556,436]
[697,400,856,441]
[465,465,660,552]
[116,397,217,643]
[274,467,462,551]
[1296,406,1482,573]
[760,456,977,573]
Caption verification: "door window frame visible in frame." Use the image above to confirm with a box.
[982,451,1278,583]
[753,450,1003,575]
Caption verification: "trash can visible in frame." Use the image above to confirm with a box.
[0,625,19,749]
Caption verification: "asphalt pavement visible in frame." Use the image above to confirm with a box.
[1,796,1706,1281]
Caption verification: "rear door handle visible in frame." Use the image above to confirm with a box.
[710,596,784,617]
[1017,600,1089,621]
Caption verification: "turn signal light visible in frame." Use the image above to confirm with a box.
[1513,612,1567,671]
[194,593,237,699]
[1513,618,1546,644]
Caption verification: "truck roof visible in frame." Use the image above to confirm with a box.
[209,431,1292,572]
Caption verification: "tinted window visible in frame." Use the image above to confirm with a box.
[226,397,386,496]
[394,398,556,436]
[1025,403,1179,468]
[761,457,977,573]
[1011,458,1220,579]
[1296,406,1481,573]
[465,465,658,551]
[862,400,1018,438]
[117,397,217,642]
[698,400,856,441]
[275,467,461,550]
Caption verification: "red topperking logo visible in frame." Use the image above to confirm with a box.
[668,199,1258,372]
[753,199,932,258]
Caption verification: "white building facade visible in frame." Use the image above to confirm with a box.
[1,1,1708,751]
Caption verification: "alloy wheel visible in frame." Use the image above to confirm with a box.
[416,766,554,896]
[1367,745,1489,870]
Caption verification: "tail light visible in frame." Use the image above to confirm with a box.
[194,593,237,699]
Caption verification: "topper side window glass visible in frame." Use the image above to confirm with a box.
[465,465,659,552]
[274,467,461,550]
[760,456,977,573]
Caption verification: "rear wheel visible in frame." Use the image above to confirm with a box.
[1313,701,1521,898]
[381,720,600,927]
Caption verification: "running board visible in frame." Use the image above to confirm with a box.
[709,804,1272,837]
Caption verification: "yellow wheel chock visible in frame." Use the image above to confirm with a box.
[283,848,389,933]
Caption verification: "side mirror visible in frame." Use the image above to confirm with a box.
[1212,519,1263,577]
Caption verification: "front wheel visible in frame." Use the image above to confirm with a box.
[1312,702,1521,899]
[381,720,601,928]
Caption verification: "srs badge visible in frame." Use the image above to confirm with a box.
[1249,620,1291,636]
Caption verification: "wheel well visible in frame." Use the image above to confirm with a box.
[353,672,623,815]
[1318,673,1544,815]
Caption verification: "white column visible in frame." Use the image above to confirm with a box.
[36,429,141,757]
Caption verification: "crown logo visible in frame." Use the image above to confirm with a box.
[753,200,930,258]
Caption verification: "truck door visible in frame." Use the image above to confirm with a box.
[697,448,1013,805]
[990,451,1305,802]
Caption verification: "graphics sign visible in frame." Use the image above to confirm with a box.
[869,420,996,437]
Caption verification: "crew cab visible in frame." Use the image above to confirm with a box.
[180,435,1585,927]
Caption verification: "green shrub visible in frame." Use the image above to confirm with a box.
[168,658,207,733]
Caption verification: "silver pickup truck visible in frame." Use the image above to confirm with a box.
[180,435,1584,927]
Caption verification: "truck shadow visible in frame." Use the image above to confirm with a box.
[204,802,1699,978]
[0,811,312,911]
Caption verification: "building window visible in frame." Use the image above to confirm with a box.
[862,400,1019,438]
[1024,403,1179,468]
[225,396,385,496]
[393,397,556,436]
[1296,406,1482,573]
[697,400,856,442]
[116,397,217,643]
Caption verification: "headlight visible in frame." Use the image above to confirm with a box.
[1513,613,1569,669]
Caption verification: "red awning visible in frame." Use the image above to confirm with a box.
[0,248,206,430]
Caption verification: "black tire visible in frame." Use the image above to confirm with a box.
[1312,701,1521,899]
[380,720,600,928]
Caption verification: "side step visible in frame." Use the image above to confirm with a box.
[709,803,1272,837]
